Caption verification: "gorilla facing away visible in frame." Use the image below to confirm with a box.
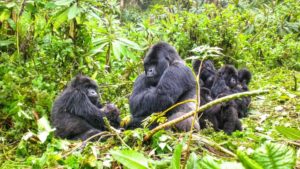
[127,42,200,131]
[193,59,216,89]
[51,75,121,140]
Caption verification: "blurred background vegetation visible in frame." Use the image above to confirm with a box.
[0,0,299,168]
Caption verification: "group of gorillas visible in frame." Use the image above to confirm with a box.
[193,60,251,134]
[51,42,252,141]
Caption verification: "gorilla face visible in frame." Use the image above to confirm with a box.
[144,48,170,86]
[221,65,238,88]
[71,75,100,106]
[87,88,99,105]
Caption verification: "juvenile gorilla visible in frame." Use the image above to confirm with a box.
[211,65,238,98]
[193,59,216,89]
[210,66,242,134]
[127,42,200,131]
[233,68,252,118]
[198,87,221,131]
[51,75,121,140]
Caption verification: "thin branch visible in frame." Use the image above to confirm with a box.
[144,90,270,141]
[182,58,205,168]
[193,135,236,158]
[103,117,131,149]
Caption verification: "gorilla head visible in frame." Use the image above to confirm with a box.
[70,75,100,106]
[219,65,238,89]
[238,68,252,91]
[144,42,181,86]
[192,59,216,89]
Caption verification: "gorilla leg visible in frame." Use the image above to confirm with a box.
[167,112,200,132]
[72,128,101,141]
[54,113,101,140]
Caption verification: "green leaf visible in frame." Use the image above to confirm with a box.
[68,4,81,20]
[54,0,74,6]
[110,150,150,169]
[237,150,263,169]
[170,143,182,169]
[112,41,122,60]
[198,156,220,169]
[0,39,15,46]
[186,152,200,169]
[252,143,296,169]
[52,7,69,29]
[275,126,300,140]
[117,37,142,50]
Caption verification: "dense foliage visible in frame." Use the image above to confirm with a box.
[0,0,299,168]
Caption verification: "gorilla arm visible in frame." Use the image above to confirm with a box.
[65,90,107,130]
[130,64,195,117]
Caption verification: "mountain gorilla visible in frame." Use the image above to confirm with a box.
[193,59,216,89]
[233,68,252,118]
[211,65,238,98]
[127,42,200,131]
[51,75,121,140]
[198,87,221,131]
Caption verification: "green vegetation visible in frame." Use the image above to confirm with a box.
[0,0,299,168]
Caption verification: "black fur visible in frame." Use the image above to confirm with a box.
[232,68,252,118]
[127,42,199,131]
[198,87,221,131]
[211,65,238,98]
[193,59,216,89]
[51,75,120,140]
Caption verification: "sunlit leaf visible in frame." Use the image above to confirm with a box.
[252,143,296,169]
[171,143,182,169]
[117,37,142,50]
[68,4,81,20]
[237,150,263,169]
[198,156,220,169]
[186,152,200,169]
[54,0,74,6]
[110,150,150,169]
[52,7,70,29]
[0,39,15,46]
[275,126,300,140]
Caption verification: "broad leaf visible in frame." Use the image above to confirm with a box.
[237,150,263,169]
[198,156,220,169]
[68,4,81,20]
[275,126,300,140]
[54,0,74,6]
[52,7,69,29]
[252,143,296,169]
[186,152,200,169]
[110,150,150,169]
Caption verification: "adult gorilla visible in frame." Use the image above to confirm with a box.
[51,75,121,140]
[127,42,200,131]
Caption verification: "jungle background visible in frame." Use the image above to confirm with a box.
[0,0,300,168]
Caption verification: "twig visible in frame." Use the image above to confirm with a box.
[182,59,205,168]
[144,90,270,141]
[63,131,110,158]
[103,117,131,149]
[193,134,237,158]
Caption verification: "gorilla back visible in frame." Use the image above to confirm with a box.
[128,42,199,131]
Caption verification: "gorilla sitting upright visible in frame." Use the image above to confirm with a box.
[51,75,121,140]
[127,42,200,131]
